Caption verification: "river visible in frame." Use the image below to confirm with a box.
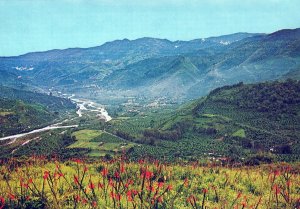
[0,95,111,141]
[0,125,78,141]
[71,97,112,121]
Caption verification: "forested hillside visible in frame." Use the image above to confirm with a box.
[0,86,75,137]
[109,80,300,162]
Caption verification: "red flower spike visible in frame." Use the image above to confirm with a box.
[286,180,291,187]
[158,196,163,203]
[43,171,50,180]
[82,198,88,204]
[0,196,5,208]
[158,182,164,188]
[273,184,280,195]
[27,178,33,184]
[116,194,122,201]
[8,193,16,201]
[114,171,120,178]
[167,184,173,191]
[145,170,153,180]
[74,175,79,185]
[110,191,116,199]
[74,195,81,203]
[73,159,82,164]
[203,188,208,194]
[127,191,133,202]
[101,168,108,177]
[274,170,280,177]
[184,178,189,187]
[89,182,95,190]
[92,201,97,208]
[120,164,125,173]
[98,183,104,189]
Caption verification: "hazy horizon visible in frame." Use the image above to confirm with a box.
[1,0,300,56]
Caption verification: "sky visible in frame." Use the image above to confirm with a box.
[0,0,300,56]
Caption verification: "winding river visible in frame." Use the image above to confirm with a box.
[0,125,78,141]
[0,96,112,141]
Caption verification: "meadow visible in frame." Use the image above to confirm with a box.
[0,157,299,209]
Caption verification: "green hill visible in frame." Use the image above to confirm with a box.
[109,80,300,162]
[0,86,76,137]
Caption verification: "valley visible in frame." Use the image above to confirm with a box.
[1,27,300,162]
[0,28,300,209]
[1,0,300,207]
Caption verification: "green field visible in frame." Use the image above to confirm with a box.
[69,129,135,157]
[232,129,246,138]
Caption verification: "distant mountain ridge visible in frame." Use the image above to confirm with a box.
[0,28,299,102]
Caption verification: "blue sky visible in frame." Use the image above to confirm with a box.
[0,0,299,56]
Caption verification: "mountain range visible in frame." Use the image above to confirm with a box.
[0,28,300,102]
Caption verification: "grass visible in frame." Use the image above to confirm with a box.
[0,157,299,209]
[232,129,246,138]
[69,129,135,157]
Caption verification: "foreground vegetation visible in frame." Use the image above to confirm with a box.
[0,157,299,209]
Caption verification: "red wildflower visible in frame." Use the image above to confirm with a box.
[127,190,133,202]
[144,170,153,180]
[89,181,95,190]
[158,182,164,188]
[184,178,189,187]
[109,178,114,187]
[286,180,291,187]
[74,195,81,203]
[116,193,122,201]
[74,175,79,185]
[82,198,88,204]
[203,188,208,194]
[167,184,173,191]
[0,196,5,209]
[147,185,155,192]
[8,193,16,201]
[273,184,280,195]
[237,192,242,199]
[127,179,134,185]
[101,168,108,177]
[21,183,29,189]
[157,196,163,203]
[83,165,88,172]
[274,170,280,177]
[92,201,97,208]
[73,159,82,164]
[114,171,120,178]
[43,171,50,180]
[132,189,138,195]
[27,178,33,184]
[98,183,104,189]
[110,191,116,200]
[120,164,125,173]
